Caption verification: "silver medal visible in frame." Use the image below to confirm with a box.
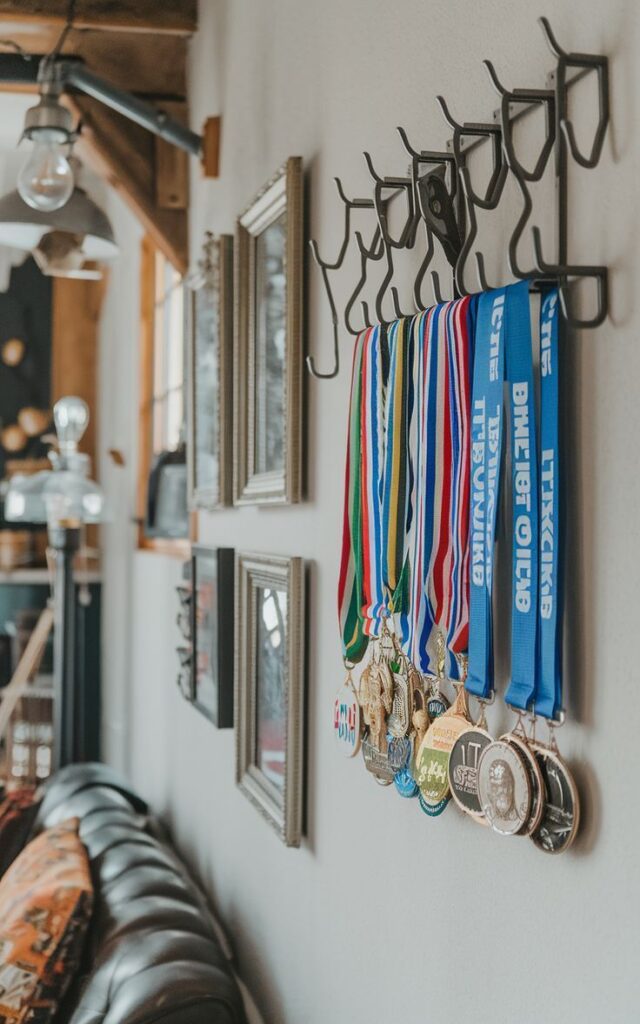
[530,745,580,854]
[477,739,532,836]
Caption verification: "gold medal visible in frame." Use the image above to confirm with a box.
[415,686,470,813]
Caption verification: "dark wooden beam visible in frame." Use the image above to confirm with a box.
[0,28,188,96]
[0,1,197,35]
[71,96,188,273]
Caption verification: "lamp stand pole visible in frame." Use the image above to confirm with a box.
[49,521,81,771]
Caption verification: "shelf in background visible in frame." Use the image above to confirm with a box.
[0,569,102,586]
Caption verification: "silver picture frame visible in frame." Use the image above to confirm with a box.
[235,551,305,847]
[187,232,234,509]
[234,158,303,505]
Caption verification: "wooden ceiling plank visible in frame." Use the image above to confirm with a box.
[0,1,197,35]
[0,27,188,97]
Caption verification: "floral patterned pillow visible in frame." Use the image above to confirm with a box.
[0,818,93,1023]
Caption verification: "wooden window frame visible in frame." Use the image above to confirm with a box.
[136,234,196,556]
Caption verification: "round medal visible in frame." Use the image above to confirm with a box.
[333,675,361,757]
[448,726,493,820]
[477,739,532,836]
[415,695,469,812]
[502,733,544,835]
[530,745,580,854]
[418,790,448,817]
[426,693,450,719]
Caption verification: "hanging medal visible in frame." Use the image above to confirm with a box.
[404,298,475,816]
[333,666,362,757]
[449,288,505,822]
[529,288,580,854]
[477,281,541,837]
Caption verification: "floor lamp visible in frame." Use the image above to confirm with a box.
[4,396,106,771]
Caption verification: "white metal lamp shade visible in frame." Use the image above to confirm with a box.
[0,185,118,261]
[4,397,107,528]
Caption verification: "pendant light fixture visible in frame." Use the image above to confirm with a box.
[0,179,118,274]
[17,63,76,213]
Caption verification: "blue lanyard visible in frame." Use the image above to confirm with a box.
[466,288,506,699]
[536,289,562,719]
[504,281,539,712]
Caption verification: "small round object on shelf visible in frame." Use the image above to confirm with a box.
[2,338,26,367]
[1,423,28,453]
[18,407,51,438]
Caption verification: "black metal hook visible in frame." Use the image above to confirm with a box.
[307,178,375,378]
[344,225,384,335]
[484,60,556,183]
[531,226,608,329]
[397,126,461,308]
[362,152,421,321]
[539,16,609,170]
[436,94,506,209]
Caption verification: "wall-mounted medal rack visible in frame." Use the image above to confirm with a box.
[307,17,610,380]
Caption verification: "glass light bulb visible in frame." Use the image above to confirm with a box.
[17,137,74,212]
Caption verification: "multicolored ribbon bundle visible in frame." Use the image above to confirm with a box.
[338,298,476,677]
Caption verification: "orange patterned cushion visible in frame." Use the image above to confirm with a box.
[0,818,93,1023]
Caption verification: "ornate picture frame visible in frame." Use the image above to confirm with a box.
[190,545,235,728]
[234,158,303,505]
[186,233,234,509]
[235,551,305,847]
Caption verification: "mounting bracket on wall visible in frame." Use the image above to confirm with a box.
[307,16,610,380]
[0,52,221,177]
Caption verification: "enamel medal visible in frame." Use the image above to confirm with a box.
[333,668,362,757]
[415,635,469,817]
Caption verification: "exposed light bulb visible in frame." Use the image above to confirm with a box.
[17,135,74,212]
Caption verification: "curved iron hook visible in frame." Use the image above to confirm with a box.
[344,226,383,335]
[436,94,506,210]
[483,60,556,183]
[539,16,609,170]
[306,178,374,378]
[532,226,608,329]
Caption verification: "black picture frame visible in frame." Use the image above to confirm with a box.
[190,545,234,728]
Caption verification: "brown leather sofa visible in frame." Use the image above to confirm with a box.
[33,762,249,1024]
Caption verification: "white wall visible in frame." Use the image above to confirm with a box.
[99,2,640,1022]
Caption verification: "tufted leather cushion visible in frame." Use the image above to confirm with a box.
[36,765,248,1024]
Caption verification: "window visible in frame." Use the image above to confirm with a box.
[152,248,185,455]
[137,236,191,553]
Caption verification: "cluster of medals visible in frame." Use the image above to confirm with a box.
[334,623,579,853]
[334,283,580,855]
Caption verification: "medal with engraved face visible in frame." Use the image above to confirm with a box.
[415,688,470,813]
[503,733,544,835]
[530,745,580,854]
[448,727,493,819]
[477,740,532,836]
[333,673,362,757]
